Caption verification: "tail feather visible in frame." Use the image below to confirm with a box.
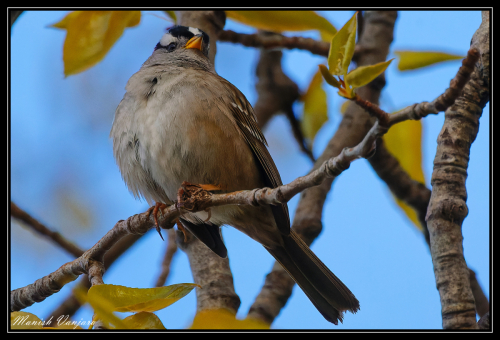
[266,230,359,324]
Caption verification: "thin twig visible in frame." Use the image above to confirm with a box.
[219,29,330,56]
[388,48,480,125]
[10,201,84,258]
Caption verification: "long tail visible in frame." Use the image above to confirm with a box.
[265,230,359,325]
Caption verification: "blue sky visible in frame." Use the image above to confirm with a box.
[10,10,490,330]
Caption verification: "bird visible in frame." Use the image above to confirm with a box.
[110,25,359,325]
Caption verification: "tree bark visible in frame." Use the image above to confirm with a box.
[426,11,489,329]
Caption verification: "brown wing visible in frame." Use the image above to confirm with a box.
[219,77,290,235]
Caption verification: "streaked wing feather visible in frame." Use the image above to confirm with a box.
[219,77,290,235]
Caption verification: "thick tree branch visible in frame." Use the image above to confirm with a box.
[426,11,489,329]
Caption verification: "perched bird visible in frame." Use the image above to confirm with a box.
[110,25,359,324]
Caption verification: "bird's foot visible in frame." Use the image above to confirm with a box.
[148,202,168,241]
[176,182,221,211]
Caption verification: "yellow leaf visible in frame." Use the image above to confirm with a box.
[226,11,336,40]
[383,119,426,231]
[87,283,199,313]
[318,64,341,89]
[73,284,127,329]
[345,58,394,90]
[51,11,141,76]
[327,12,357,75]
[301,69,328,144]
[394,50,464,71]
[10,312,44,329]
[190,309,270,329]
[122,312,166,329]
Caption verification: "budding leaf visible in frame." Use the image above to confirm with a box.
[318,64,341,89]
[345,58,394,90]
[327,12,357,75]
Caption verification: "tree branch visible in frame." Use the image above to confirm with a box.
[219,29,330,57]
[10,201,84,258]
[11,210,160,311]
[45,233,143,320]
[426,11,489,329]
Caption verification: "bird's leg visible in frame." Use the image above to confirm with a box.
[147,202,167,241]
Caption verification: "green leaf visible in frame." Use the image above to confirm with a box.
[226,11,336,40]
[50,11,141,76]
[87,283,199,313]
[327,12,357,75]
[345,58,394,89]
[122,312,166,329]
[383,119,426,231]
[301,69,328,144]
[190,309,270,329]
[394,50,464,71]
[318,64,341,89]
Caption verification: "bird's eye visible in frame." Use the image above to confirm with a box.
[166,42,176,52]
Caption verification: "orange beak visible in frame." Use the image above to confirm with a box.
[184,35,203,51]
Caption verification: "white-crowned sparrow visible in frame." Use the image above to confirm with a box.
[110,25,359,324]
